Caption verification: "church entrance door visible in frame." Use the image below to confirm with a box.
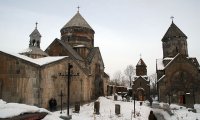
[137,89,144,101]
[179,95,185,104]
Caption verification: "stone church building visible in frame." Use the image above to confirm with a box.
[132,58,150,101]
[0,11,109,108]
[156,20,200,107]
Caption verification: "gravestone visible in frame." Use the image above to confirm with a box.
[114,95,118,101]
[74,102,80,113]
[115,104,120,115]
[94,101,100,114]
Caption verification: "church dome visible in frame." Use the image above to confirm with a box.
[60,11,95,49]
[162,22,187,42]
[61,12,94,31]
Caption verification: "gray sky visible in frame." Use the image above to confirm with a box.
[0,0,200,78]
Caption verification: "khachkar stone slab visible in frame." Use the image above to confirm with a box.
[115,104,120,115]
[94,101,100,114]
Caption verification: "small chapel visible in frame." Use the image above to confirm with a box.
[156,20,200,107]
[0,10,109,108]
[132,58,150,101]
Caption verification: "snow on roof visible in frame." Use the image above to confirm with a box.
[157,56,178,71]
[164,53,179,69]
[19,47,48,56]
[156,58,165,70]
[137,87,145,91]
[0,50,68,66]
[73,44,85,48]
[134,75,148,81]
[163,57,174,60]
[157,75,165,83]
[33,56,67,66]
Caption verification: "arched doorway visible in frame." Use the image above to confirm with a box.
[136,88,145,101]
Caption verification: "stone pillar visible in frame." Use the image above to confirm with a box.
[94,101,100,114]
[115,104,120,115]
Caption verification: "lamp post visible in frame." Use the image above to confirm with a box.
[168,93,171,105]
[59,63,79,117]
[133,92,135,118]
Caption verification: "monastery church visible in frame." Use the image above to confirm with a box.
[0,11,109,108]
[132,58,150,101]
[156,20,200,107]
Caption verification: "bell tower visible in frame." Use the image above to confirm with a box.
[136,58,147,76]
[162,18,188,58]
[19,22,48,59]
[29,22,41,48]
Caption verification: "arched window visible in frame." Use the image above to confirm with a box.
[32,39,36,46]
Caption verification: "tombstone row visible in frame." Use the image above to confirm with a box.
[94,101,121,115]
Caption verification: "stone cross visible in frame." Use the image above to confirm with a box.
[77,6,80,12]
[170,16,174,22]
[59,90,64,114]
[35,22,38,29]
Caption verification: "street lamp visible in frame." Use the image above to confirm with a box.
[59,63,79,118]
[133,91,135,118]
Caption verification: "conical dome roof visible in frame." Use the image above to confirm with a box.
[162,22,187,42]
[61,12,93,30]
[136,58,147,67]
[30,28,41,37]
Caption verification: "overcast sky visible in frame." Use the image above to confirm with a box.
[0,0,200,78]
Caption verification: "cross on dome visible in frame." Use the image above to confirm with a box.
[77,6,80,12]
[35,22,38,29]
[170,16,174,23]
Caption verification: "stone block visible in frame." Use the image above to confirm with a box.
[94,101,100,114]
[115,104,120,115]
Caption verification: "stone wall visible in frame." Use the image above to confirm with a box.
[132,77,150,100]
[40,58,90,108]
[158,55,200,105]
[0,52,40,106]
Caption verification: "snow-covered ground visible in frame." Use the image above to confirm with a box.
[1,96,200,120]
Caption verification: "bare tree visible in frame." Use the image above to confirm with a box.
[121,76,127,86]
[113,71,122,86]
[124,65,135,88]
[149,73,157,98]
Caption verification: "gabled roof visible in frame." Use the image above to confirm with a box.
[134,76,149,81]
[157,53,200,71]
[136,58,147,67]
[86,47,104,67]
[61,12,93,31]
[162,22,187,42]
[45,39,83,61]
[104,72,110,78]
[30,28,41,37]
[86,47,98,63]
[0,50,67,67]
